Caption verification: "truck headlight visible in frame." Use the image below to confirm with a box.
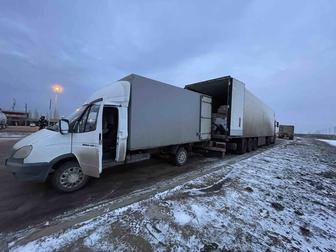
[13,145,33,159]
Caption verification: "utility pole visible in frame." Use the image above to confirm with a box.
[48,99,52,126]
[25,103,28,126]
[11,98,16,111]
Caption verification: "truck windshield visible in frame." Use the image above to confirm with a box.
[46,105,88,132]
[68,105,88,125]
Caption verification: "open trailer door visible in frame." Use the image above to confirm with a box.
[229,79,245,136]
[199,95,212,140]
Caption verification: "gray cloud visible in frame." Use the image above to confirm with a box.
[0,0,335,132]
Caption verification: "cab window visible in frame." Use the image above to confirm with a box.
[85,104,100,132]
[73,103,100,133]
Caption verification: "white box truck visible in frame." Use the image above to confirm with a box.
[5,74,212,192]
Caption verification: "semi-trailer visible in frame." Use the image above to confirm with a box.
[185,76,276,154]
[6,74,276,192]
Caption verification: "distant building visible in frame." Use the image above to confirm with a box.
[2,110,29,126]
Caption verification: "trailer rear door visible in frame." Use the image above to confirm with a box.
[200,96,212,140]
[230,79,245,136]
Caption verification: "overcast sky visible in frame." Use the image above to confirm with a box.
[0,0,335,133]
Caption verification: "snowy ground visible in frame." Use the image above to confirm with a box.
[9,138,336,251]
[317,139,336,147]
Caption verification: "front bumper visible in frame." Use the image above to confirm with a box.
[5,157,51,182]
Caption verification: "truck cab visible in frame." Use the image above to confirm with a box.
[5,81,130,192]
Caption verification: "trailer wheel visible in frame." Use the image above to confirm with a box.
[51,161,89,193]
[174,147,188,166]
[247,138,253,152]
[270,136,275,144]
[252,138,258,150]
[237,139,247,154]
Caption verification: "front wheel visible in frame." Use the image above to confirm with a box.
[51,161,89,193]
[174,147,188,166]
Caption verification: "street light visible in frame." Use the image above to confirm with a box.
[51,84,64,120]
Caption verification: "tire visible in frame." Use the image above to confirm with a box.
[270,136,275,144]
[247,138,253,152]
[174,147,188,166]
[265,137,270,146]
[252,138,258,151]
[51,161,89,193]
[237,138,247,154]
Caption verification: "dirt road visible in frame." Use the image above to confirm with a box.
[0,130,276,234]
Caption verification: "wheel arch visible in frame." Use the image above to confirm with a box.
[50,153,79,172]
[169,143,192,155]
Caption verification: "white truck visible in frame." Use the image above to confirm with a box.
[6,74,276,192]
[6,75,212,192]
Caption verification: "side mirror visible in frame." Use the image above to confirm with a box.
[59,119,70,135]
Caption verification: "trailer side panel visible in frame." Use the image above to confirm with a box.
[125,75,209,150]
[241,82,275,137]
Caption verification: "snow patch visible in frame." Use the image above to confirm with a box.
[317,138,336,147]
[173,207,192,225]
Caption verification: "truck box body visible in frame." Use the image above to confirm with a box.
[121,74,212,150]
[278,125,294,139]
[185,76,275,139]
